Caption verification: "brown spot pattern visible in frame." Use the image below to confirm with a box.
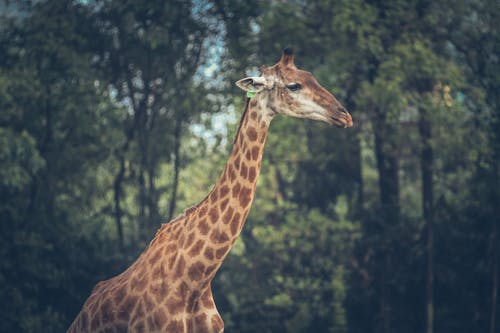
[220,198,229,213]
[216,245,230,259]
[174,255,186,278]
[228,165,236,181]
[143,292,155,312]
[151,309,167,330]
[165,319,184,333]
[260,132,266,143]
[134,301,145,321]
[131,273,148,292]
[246,126,258,141]
[150,281,169,303]
[178,234,186,247]
[167,255,176,270]
[240,162,248,178]
[209,207,219,224]
[177,282,189,299]
[211,315,224,331]
[198,219,210,235]
[151,265,163,280]
[219,185,230,197]
[173,229,182,241]
[205,264,218,276]
[195,313,208,331]
[251,146,260,160]
[210,188,218,203]
[114,285,127,305]
[185,232,195,248]
[187,290,201,312]
[197,205,208,218]
[232,183,241,197]
[222,206,234,224]
[188,262,206,281]
[204,247,214,260]
[167,298,184,315]
[239,186,252,208]
[210,229,230,244]
[100,299,114,322]
[167,285,188,315]
[164,243,177,255]
[230,213,241,235]
[248,166,257,182]
[119,295,138,315]
[188,239,204,257]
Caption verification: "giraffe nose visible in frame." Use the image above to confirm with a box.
[344,112,353,128]
[337,106,353,128]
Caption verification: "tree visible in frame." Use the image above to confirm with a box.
[442,1,500,331]
[0,1,124,331]
[90,0,211,245]
[1,1,498,332]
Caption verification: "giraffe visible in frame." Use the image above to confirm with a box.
[67,48,353,333]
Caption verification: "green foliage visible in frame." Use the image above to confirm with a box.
[215,200,359,332]
[0,128,44,189]
[0,0,498,332]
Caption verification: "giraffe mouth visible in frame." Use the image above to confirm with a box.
[330,112,353,128]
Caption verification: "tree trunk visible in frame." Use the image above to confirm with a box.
[138,165,147,226]
[373,106,400,222]
[490,218,498,333]
[372,107,400,333]
[489,120,500,333]
[489,102,500,333]
[167,117,182,222]
[419,106,434,333]
[373,128,400,222]
[147,166,159,225]
[112,112,135,250]
[113,154,125,251]
[353,133,364,214]
[136,103,149,235]
[345,72,364,214]
[380,256,391,333]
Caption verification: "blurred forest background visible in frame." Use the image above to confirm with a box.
[0,0,499,332]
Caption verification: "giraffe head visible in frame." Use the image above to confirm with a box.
[236,48,353,128]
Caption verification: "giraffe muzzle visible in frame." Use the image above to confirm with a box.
[330,108,353,128]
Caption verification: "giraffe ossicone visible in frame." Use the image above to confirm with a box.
[67,49,353,333]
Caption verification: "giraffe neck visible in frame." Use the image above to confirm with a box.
[183,96,273,283]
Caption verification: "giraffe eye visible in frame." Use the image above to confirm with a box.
[286,83,301,91]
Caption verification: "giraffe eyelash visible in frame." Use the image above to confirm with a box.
[286,83,301,91]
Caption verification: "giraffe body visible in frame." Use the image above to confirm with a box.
[67,49,352,333]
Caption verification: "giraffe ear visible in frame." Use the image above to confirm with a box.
[235,76,270,93]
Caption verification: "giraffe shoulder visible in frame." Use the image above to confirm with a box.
[91,279,111,295]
